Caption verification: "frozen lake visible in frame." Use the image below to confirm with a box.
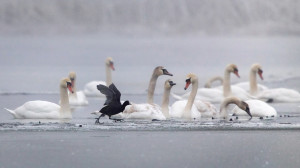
[1,130,300,168]
[1,35,300,168]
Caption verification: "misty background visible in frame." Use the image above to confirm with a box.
[0,0,300,94]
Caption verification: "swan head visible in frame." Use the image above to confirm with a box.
[184,73,198,90]
[154,66,173,76]
[226,64,240,78]
[251,63,264,80]
[239,101,252,118]
[68,72,76,87]
[106,57,115,70]
[165,79,176,90]
[61,78,74,93]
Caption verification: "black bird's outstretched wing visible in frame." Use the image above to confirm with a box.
[97,84,115,105]
[108,83,121,102]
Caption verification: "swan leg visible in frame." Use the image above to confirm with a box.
[95,113,106,124]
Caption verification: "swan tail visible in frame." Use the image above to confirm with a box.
[171,93,183,100]
[4,108,18,118]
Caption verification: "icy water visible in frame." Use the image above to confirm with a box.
[1,35,300,168]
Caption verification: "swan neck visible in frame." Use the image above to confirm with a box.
[60,86,71,117]
[205,76,223,88]
[183,79,198,118]
[147,74,158,104]
[220,97,240,118]
[161,88,171,118]
[106,64,112,86]
[223,71,231,97]
[249,70,258,95]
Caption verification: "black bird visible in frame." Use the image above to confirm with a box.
[95,83,130,124]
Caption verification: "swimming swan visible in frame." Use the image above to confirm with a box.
[5,78,73,119]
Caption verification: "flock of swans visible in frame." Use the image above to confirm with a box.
[4,57,300,122]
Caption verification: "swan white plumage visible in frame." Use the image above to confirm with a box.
[83,57,114,97]
[172,64,254,103]
[5,78,73,119]
[121,66,173,120]
[219,96,252,119]
[170,73,217,119]
[67,72,88,106]
[232,99,277,117]
[234,63,268,96]
[258,88,300,103]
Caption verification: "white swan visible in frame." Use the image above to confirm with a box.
[204,76,223,88]
[161,79,176,118]
[121,66,173,120]
[172,64,253,103]
[234,64,268,96]
[232,99,277,118]
[219,97,252,119]
[5,78,73,119]
[67,72,88,106]
[170,73,217,119]
[83,57,114,97]
[258,88,300,103]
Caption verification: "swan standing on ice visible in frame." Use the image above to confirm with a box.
[67,72,88,106]
[234,64,268,96]
[5,78,74,119]
[219,97,252,119]
[170,73,217,119]
[83,57,114,97]
[121,66,173,120]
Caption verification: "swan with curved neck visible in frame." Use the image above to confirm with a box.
[121,66,173,120]
[161,79,176,118]
[204,76,223,88]
[223,64,240,97]
[170,73,217,119]
[219,97,252,119]
[147,66,173,104]
[234,64,267,96]
[5,78,73,119]
[232,99,277,117]
[83,57,115,97]
[67,72,88,106]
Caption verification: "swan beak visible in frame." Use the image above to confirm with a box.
[234,71,240,78]
[245,107,252,118]
[162,69,173,76]
[258,70,264,80]
[171,83,176,86]
[68,85,74,93]
[70,78,75,88]
[184,82,191,90]
[110,63,115,71]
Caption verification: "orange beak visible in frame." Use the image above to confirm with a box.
[68,85,74,93]
[258,71,264,80]
[110,63,115,71]
[184,81,191,90]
